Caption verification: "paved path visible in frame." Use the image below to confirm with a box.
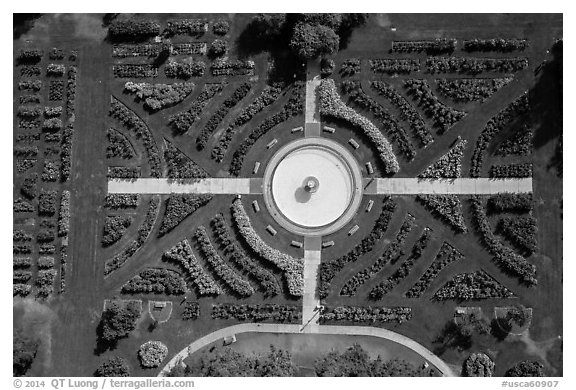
[364,178,533,195]
[305,59,321,137]
[301,236,322,333]
[108,178,263,195]
[157,322,456,377]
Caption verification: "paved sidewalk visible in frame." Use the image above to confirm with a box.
[107,178,263,195]
[158,323,456,377]
[305,59,321,137]
[364,178,533,195]
[301,236,322,333]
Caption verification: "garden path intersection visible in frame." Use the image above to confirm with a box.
[106,61,533,376]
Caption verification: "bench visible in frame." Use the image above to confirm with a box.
[348,138,360,149]
[291,240,303,248]
[322,241,335,248]
[252,200,260,212]
[253,161,260,174]
[323,126,335,134]
[266,225,277,236]
[365,162,374,175]
[266,139,278,149]
[291,126,304,133]
[348,225,359,236]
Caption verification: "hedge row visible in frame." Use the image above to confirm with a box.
[212,84,282,162]
[416,195,468,233]
[341,214,416,297]
[162,239,221,296]
[489,163,532,178]
[39,190,58,216]
[104,196,160,275]
[470,196,537,285]
[434,270,514,300]
[106,128,136,159]
[436,77,513,103]
[369,58,420,74]
[164,19,207,36]
[339,58,360,77]
[498,215,538,255]
[110,96,162,177]
[404,79,466,133]
[58,190,70,237]
[196,82,252,150]
[210,59,255,76]
[318,197,397,299]
[104,194,140,209]
[341,80,415,161]
[232,198,304,297]
[370,81,434,147]
[194,226,254,297]
[470,94,529,177]
[211,303,301,323]
[107,166,140,179]
[487,193,532,214]
[229,83,304,176]
[495,126,533,157]
[49,80,63,101]
[463,38,528,52]
[426,57,529,75]
[318,79,399,173]
[392,39,456,55]
[368,228,432,299]
[108,19,161,40]
[158,194,213,237]
[211,213,281,297]
[112,44,160,58]
[168,83,226,134]
[66,66,77,119]
[164,59,206,79]
[121,268,186,295]
[182,301,200,320]
[102,215,133,247]
[124,81,195,111]
[405,241,464,298]
[320,306,412,324]
[41,160,59,182]
[113,64,158,79]
[419,137,467,178]
[163,139,207,179]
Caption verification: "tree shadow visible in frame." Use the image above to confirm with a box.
[13,14,42,40]
[490,318,511,342]
[432,321,472,356]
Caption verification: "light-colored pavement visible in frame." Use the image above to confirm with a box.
[302,236,322,333]
[364,178,533,195]
[157,322,456,377]
[305,59,321,137]
[107,178,263,195]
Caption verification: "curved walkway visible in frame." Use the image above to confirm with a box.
[157,323,456,377]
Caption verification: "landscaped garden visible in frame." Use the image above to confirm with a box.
[13,13,562,378]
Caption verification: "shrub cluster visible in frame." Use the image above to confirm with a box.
[495,126,533,157]
[112,44,160,58]
[229,83,304,176]
[163,239,221,296]
[164,59,206,79]
[125,81,197,112]
[318,197,397,299]
[60,124,73,181]
[18,119,40,129]
[339,58,361,77]
[49,48,65,60]
[121,268,186,295]
[13,284,32,297]
[342,80,415,161]
[320,58,335,77]
[66,66,77,118]
[41,159,59,182]
[14,257,33,268]
[159,194,213,237]
[470,94,529,177]
[489,163,532,178]
[168,83,225,134]
[98,300,141,343]
[367,228,432,299]
[20,173,38,199]
[104,194,140,209]
[35,269,56,297]
[44,106,62,118]
[436,77,513,103]
[38,256,55,268]
[163,140,207,179]
[463,38,528,52]
[46,64,65,77]
[39,243,56,255]
[195,226,254,297]
[208,39,228,57]
[289,22,339,60]
[13,245,32,255]
[42,118,62,131]
[196,82,252,150]
[138,341,168,368]
[36,228,55,243]
[341,214,416,297]
[505,361,545,377]
[17,49,43,63]
[19,94,41,104]
[319,79,399,172]
[13,230,33,242]
[210,59,255,76]
[498,215,538,255]
[487,193,532,214]
[416,195,467,233]
[95,357,130,377]
[211,213,281,296]
[107,166,139,179]
[212,303,301,323]
[14,270,32,283]
[104,197,160,275]
[212,84,282,162]
[38,190,58,216]
[106,128,135,159]
[14,197,34,213]
[113,64,158,79]
[426,57,529,74]
[102,215,133,246]
[109,97,162,177]
[16,134,40,144]
[369,59,420,74]
[170,42,207,56]
[164,19,207,36]
[434,270,514,300]
[232,198,304,297]
[182,301,200,320]
[19,79,43,92]
[320,306,413,324]
[392,39,456,54]
[49,80,64,101]
[58,190,70,237]
[463,353,495,377]
[18,105,42,118]
[20,65,41,77]
[405,242,464,298]
[213,19,230,35]
[108,19,160,40]
[419,137,467,178]
[470,197,537,285]
[404,79,466,133]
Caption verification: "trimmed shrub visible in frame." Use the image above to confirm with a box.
[158,194,213,237]
[102,215,133,247]
[95,356,131,377]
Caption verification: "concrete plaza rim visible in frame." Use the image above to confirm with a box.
[262,136,364,237]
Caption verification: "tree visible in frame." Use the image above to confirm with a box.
[95,356,130,377]
[505,360,545,377]
[97,301,140,345]
[13,328,38,376]
[314,344,371,377]
[289,22,340,60]
[255,346,295,377]
[462,353,495,377]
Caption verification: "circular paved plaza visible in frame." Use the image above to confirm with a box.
[262,137,363,237]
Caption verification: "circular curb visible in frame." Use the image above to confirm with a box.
[262,137,364,237]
